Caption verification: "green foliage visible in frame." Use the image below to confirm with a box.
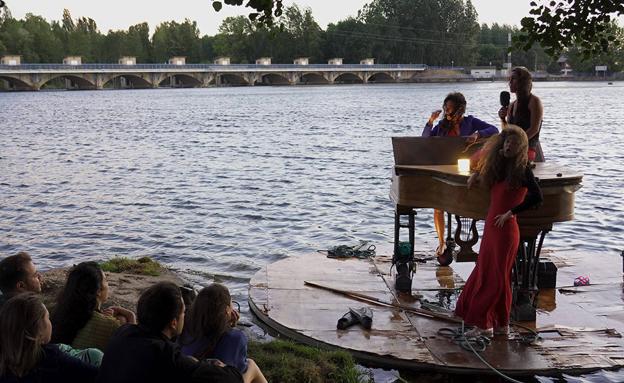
[100,257,162,276]
[0,2,621,70]
[248,339,371,383]
[517,0,624,59]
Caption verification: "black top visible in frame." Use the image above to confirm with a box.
[0,344,97,383]
[509,94,541,149]
[510,167,543,215]
[97,324,242,383]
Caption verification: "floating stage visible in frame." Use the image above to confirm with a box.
[248,251,624,376]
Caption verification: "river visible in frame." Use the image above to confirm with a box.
[1,81,623,381]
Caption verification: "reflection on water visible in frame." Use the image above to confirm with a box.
[1,82,623,380]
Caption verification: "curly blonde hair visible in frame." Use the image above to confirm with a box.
[477,124,529,188]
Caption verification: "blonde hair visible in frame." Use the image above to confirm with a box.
[0,293,46,377]
[477,124,529,188]
[512,66,532,97]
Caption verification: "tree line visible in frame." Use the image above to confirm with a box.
[0,0,622,73]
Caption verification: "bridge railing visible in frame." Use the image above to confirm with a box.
[0,63,428,71]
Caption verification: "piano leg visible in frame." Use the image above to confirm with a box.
[511,229,550,322]
[394,205,416,293]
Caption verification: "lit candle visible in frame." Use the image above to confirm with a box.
[457,159,470,173]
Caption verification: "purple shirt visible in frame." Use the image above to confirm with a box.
[180,329,248,374]
[422,115,499,138]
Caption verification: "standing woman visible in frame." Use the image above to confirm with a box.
[500,66,545,162]
[423,92,499,258]
[0,293,97,382]
[454,126,543,336]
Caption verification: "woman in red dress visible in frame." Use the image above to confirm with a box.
[454,125,543,337]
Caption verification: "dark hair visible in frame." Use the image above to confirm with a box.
[182,283,231,358]
[439,92,467,133]
[0,293,46,377]
[0,252,33,294]
[137,282,183,333]
[50,262,103,345]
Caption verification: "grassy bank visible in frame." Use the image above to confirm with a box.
[249,339,371,383]
[100,256,162,276]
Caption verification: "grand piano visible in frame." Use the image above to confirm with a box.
[390,136,583,321]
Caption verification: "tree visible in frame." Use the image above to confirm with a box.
[152,20,201,63]
[516,0,624,58]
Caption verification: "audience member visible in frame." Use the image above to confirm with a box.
[180,284,267,383]
[97,282,243,383]
[0,252,42,307]
[51,261,135,351]
[0,293,97,383]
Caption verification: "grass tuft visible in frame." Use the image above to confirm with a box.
[100,256,162,276]
[248,339,371,383]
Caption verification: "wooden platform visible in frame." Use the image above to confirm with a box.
[248,250,624,376]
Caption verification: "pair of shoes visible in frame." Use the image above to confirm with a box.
[336,307,373,330]
[494,325,509,335]
[464,327,493,338]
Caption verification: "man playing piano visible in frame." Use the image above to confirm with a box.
[422,92,499,258]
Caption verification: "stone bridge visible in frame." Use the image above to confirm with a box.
[0,63,428,90]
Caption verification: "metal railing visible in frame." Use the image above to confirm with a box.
[0,63,428,71]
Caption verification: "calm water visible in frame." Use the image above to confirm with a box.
[1,82,623,380]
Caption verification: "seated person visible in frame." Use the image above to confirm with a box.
[0,293,98,383]
[97,282,243,383]
[422,92,499,258]
[51,262,136,351]
[0,252,43,307]
[180,284,267,383]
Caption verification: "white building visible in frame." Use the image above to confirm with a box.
[360,58,375,65]
[328,58,343,65]
[255,57,271,65]
[470,66,497,78]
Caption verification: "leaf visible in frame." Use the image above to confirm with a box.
[212,1,223,11]
[530,1,537,6]
[248,12,259,21]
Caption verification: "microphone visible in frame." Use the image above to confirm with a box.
[500,91,510,107]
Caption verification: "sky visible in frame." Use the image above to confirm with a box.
[7,0,534,35]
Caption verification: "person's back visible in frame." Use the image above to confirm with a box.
[97,282,242,383]
[97,323,196,383]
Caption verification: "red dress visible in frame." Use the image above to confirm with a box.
[454,181,527,329]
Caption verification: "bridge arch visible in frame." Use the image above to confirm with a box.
[217,73,249,86]
[258,73,290,85]
[157,74,202,88]
[40,74,96,90]
[300,72,329,85]
[0,75,35,90]
[334,72,364,84]
[367,72,395,83]
[103,74,153,89]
